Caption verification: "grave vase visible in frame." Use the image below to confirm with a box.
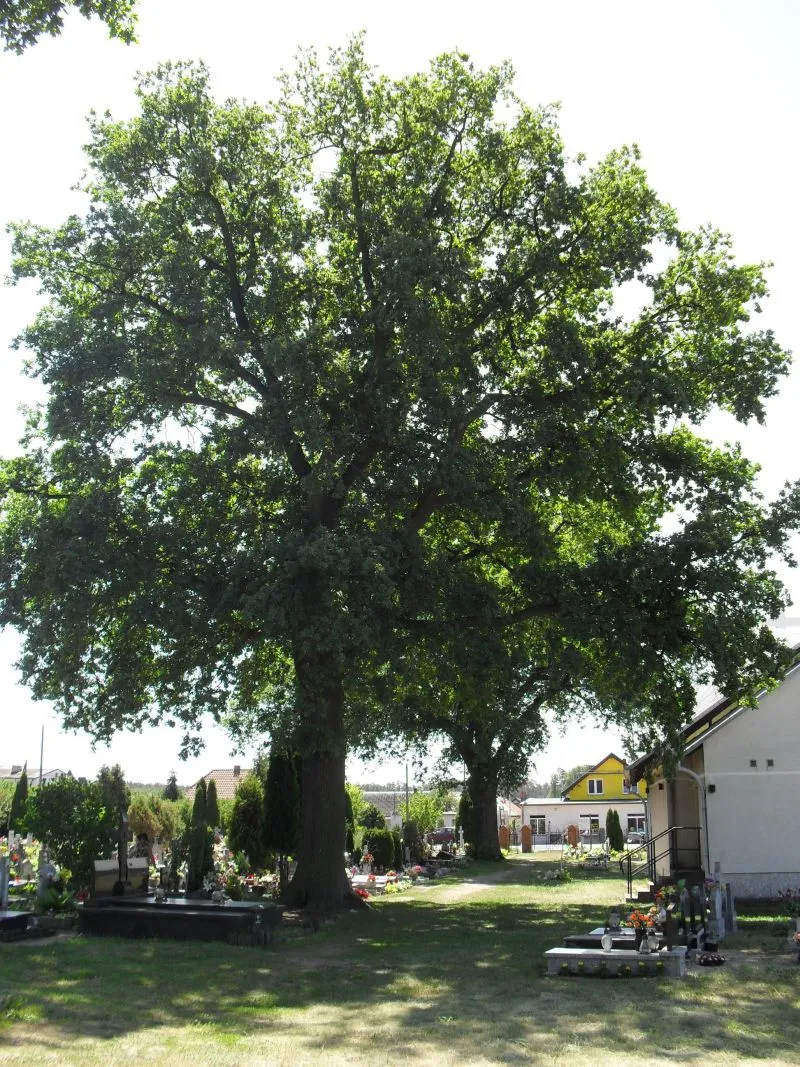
[634,927,645,951]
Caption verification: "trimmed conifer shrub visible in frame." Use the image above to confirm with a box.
[362,827,394,869]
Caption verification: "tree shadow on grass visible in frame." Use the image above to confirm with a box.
[1,890,798,1063]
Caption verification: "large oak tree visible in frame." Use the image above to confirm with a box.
[2,41,798,907]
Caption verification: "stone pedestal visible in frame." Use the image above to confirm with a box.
[545,946,687,977]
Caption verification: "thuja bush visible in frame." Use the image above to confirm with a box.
[362,828,394,869]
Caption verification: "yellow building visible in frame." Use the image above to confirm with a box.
[562,752,647,803]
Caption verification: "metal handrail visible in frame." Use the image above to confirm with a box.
[620,825,701,898]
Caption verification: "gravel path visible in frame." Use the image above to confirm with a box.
[431,859,528,904]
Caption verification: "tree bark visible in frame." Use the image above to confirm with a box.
[469,766,504,862]
[283,650,351,910]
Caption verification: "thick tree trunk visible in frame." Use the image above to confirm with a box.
[469,767,504,862]
[283,650,351,911]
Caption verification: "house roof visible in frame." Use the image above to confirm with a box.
[184,767,250,802]
[0,766,62,781]
[362,791,402,817]
[629,636,800,784]
[560,753,625,798]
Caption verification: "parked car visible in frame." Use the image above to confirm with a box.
[626,830,646,845]
[427,827,455,845]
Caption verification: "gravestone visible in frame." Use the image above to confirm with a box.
[520,824,532,853]
[37,849,58,899]
[498,825,511,850]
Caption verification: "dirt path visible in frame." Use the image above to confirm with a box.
[431,859,528,904]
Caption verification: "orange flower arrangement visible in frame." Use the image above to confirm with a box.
[626,909,655,930]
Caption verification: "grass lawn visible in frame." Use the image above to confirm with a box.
[1,853,798,1065]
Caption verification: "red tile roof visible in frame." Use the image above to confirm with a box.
[184,767,250,802]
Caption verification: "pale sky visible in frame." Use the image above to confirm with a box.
[0,0,798,787]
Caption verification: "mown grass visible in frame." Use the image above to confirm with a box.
[1,853,798,1065]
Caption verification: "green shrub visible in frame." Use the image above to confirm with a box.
[205,779,220,830]
[359,803,386,830]
[363,827,394,869]
[186,780,214,891]
[392,830,403,869]
[606,809,625,852]
[9,769,28,833]
[456,792,474,845]
[24,775,115,888]
[227,774,267,868]
[402,819,422,863]
[34,887,76,914]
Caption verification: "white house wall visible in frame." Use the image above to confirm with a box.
[520,800,647,838]
[703,664,800,897]
[646,780,671,880]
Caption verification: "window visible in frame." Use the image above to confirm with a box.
[623,780,635,793]
[530,817,546,835]
[587,778,603,795]
[627,815,646,834]
[767,759,774,768]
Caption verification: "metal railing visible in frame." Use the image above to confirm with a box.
[619,825,701,898]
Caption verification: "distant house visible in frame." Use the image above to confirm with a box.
[629,642,800,898]
[497,797,522,828]
[362,791,403,829]
[184,765,249,802]
[519,753,646,843]
[0,764,64,786]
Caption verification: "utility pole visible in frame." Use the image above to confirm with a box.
[38,724,44,787]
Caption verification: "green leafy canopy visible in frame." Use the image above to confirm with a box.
[1,39,798,898]
[0,1,137,53]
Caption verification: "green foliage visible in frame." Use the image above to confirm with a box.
[227,774,266,869]
[392,830,403,870]
[217,797,234,835]
[402,820,422,863]
[205,779,220,830]
[186,780,213,892]
[24,775,114,887]
[456,793,474,846]
[606,810,625,852]
[405,791,444,834]
[162,771,180,802]
[33,887,76,914]
[550,767,595,798]
[0,780,15,833]
[345,784,366,827]
[359,804,386,831]
[9,770,28,832]
[263,750,300,857]
[2,41,799,905]
[224,872,243,901]
[97,764,130,818]
[0,0,137,53]
[126,792,184,845]
[362,828,395,869]
[344,787,356,852]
